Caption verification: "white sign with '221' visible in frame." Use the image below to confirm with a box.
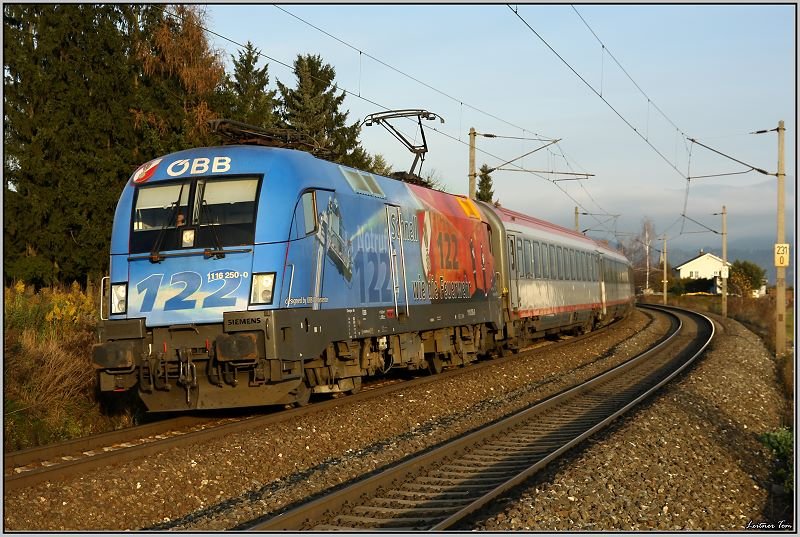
[134,270,246,312]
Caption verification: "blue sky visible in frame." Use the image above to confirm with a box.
[203,4,795,256]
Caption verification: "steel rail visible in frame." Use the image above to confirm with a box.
[3,313,636,494]
[246,305,713,531]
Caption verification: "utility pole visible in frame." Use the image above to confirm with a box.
[721,205,727,318]
[468,127,477,200]
[645,227,650,293]
[574,207,579,232]
[662,235,668,305]
[775,120,786,358]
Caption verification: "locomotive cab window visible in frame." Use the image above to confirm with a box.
[130,176,260,254]
[133,181,191,231]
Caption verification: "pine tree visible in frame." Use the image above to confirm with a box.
[476,164,494,202]
[221,41,277,128]
[4,5,141,285]
[3,5,226,285]
[277,54,370,168]
[369,154,393,176]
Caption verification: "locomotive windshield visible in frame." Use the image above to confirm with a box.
[130,176,260,254]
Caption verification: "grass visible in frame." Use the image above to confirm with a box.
[3,282,134,451]
[759,427,794,493]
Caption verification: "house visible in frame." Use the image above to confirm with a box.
[674,250,732,295]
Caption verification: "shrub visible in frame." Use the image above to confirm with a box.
[4,281,95,337]
[759,427,794,492]
[3,283,133,450]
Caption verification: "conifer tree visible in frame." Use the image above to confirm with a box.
[277,54,370,168]
[221,41,278,128]
[4,4,140,284]
[476,164,494,202]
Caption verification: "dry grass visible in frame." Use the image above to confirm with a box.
[4,283,134,451]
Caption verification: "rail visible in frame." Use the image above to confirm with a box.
[245,305,713,530]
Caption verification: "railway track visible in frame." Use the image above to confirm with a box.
[245,305,713,531]
[3,312,644,494]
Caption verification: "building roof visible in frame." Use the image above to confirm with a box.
[674,251,732,270]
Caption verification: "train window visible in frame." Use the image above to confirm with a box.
[576,251,583,281]
[568,249,575,280]
[543,244,549,279]
[133,181,191,231]
[573,250,578,280]
[533,242,541,278]
[131,181,193,253]
[583,252,588,281]
[564,248,570,280]
[574,250,580,280]
[517,239,525,277]
[301,191,317,235]
[549,244,557,280]
[509,237,516,271]
[581,252,587,281]
[484,224,493,253]
[587,254,592,281]
[556,246,564,280]
[194,177,259,247]
[200,178,258,225]
[524,240,532,277]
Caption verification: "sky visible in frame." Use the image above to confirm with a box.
[203,3,795,262]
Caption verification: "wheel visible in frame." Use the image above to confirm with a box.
[292,380,311,407]
[347,376,362,395]
[427,354,443,375]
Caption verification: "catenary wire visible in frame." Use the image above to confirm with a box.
[162,6,646,243]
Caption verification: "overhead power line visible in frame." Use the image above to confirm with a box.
[163,6,623,239]
[270,4,624,232]
[687,138,771,175]
[508,5,688,182]
[273,4,558,141]
[509,4,754,244]
[571,6,688,139]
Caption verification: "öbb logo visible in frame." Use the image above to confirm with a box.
[167,157,232,177]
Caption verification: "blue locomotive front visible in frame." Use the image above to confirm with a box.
[94,147,322,410]
[93,145,502,411]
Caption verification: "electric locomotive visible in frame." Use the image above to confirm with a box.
[93,135,633,412]
[93,144,503,411]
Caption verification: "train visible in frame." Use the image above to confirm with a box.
[92,132,635,412]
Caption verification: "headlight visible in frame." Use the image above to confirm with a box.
[181,228,195,248]
[250,273,275,305]
[111,283,127,314]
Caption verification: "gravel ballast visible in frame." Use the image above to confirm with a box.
[3,310,789,531]
[466,314,790,531]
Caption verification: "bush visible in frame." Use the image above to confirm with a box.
[5,281,96,337]
[759,427,794,492]
[3,283,133,450]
